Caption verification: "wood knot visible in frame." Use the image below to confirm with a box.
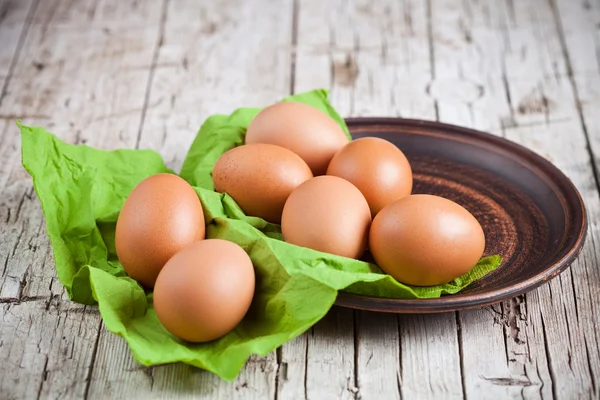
[332,54,359,87]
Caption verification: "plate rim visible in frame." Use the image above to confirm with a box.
[334,117,589,313]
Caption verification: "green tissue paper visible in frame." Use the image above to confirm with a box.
[20,89,501,381]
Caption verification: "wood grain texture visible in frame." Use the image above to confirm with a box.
[290,1,464,398]
[0,0,35,102]
[0,0,167,399]
[427,1,599,399]
[0,0,598,399]
[86,0,290,398]
[428,0,552,397]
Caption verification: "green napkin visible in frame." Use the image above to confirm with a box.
[20,89,501,381]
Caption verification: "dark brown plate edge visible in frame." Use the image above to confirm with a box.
[333,117,589,314]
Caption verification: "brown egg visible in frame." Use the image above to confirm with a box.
[327,137,413,217]
[213,143,313,223]
[369,194,485,286]
[245,102,349,175]
[115,174,205,288]
[153,239,255,343]
[281,176,371,259]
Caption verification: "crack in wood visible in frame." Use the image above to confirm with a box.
[0,0,39,108]
[480,375,533,387]
[83,319,102,400]
[303,332,309,400]
[17,263,30,300]
[0,1,10,25]
[535,361,545,399]
[500,303,511,366]
[142,366,155,391]
[35,355,49,400]
[3,223,24,277]
[14,187,34,223]
[134,0,169,150]
[290,0,299,95]
[0,114,50,120]
[506,296,526,345]
[584,341,598,396]
[396,314,403,399]
[455,312,467,400]
[425,0,439,121]
[274,347,282,400]
[539,311,557,399]
[548,0,600,199]
[351,310,360,399]
[0,294,47,304]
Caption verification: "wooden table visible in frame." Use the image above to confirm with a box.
[1,0,598,399]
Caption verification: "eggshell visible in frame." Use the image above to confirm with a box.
[245,102,349,175]
[369,194,485,286]
[281,176,371,259]
[326,137,413,217]
[115,173,205,288]
[213,143,313,223]
[153,239,255,343]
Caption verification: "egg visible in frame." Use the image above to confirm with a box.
[326,137,413,217]
[153,239,255,343]
[245,102,349,175]
[213,143,313,223]
[281,176,371,259]
[369,194,485,286]
[115,173,205,288]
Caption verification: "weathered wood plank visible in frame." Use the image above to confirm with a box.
[499,0,600,397]
[305,308,356,400]
[87,0,292,397]
[552,1,600,396]
[88,329,276,400]
[502,118,600,400]
[1,0,599,399]
[399,314,464,399]
[0,0,164,297]
[0,0,166,398]
[0,0,35,99]
[356,312,400,400]
[428,0,600,399]
[0,299,100,400]
[291,1,467,399]
[429,1,551,398]
[136,0,294,171]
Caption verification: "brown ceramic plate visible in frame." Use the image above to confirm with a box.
[335,118,587,313]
